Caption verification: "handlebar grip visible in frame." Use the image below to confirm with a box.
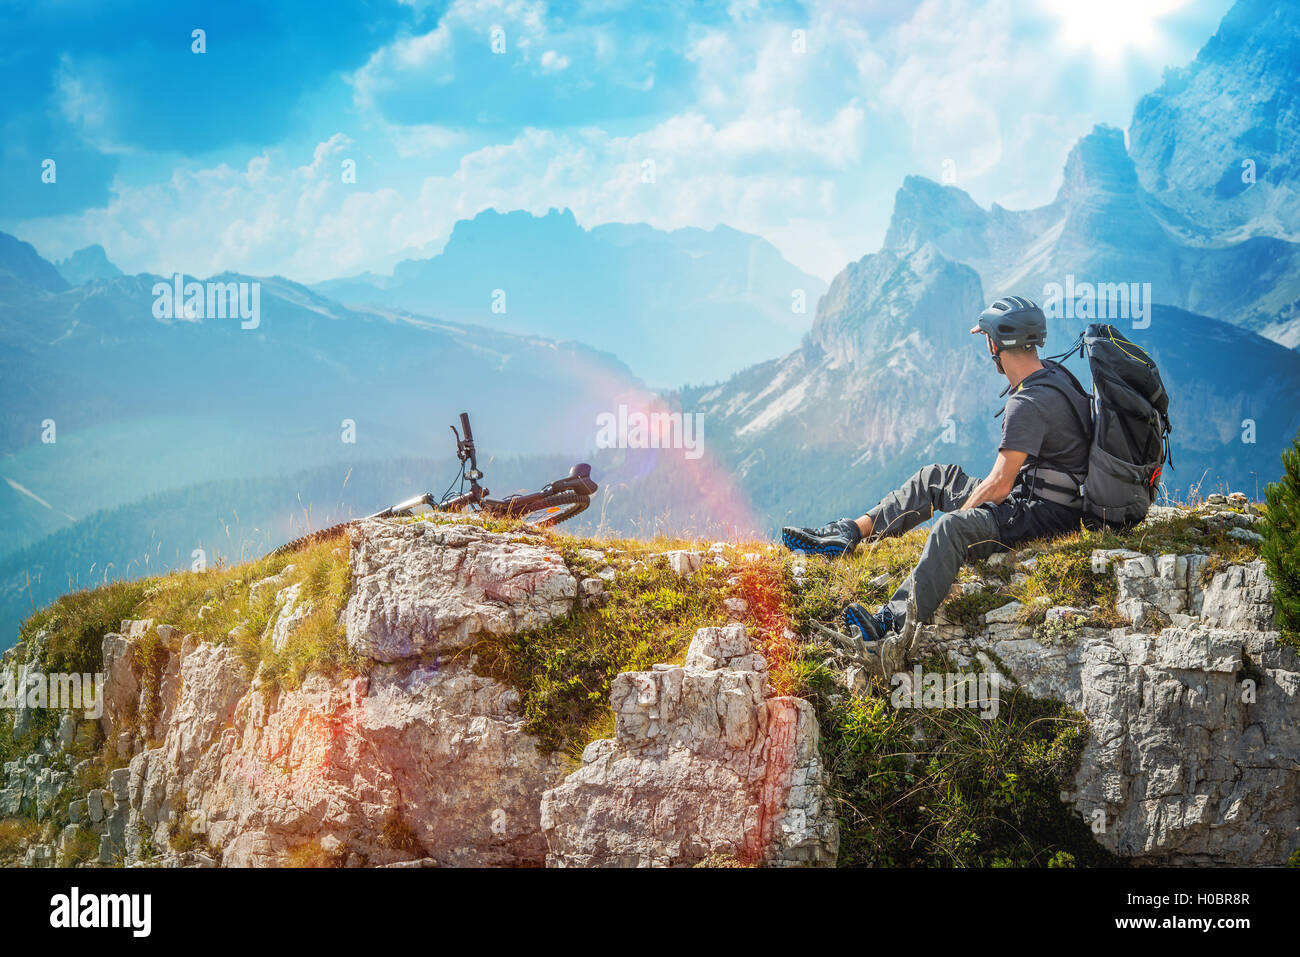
[459,412,473,443]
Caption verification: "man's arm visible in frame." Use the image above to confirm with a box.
[960,449,1028,510]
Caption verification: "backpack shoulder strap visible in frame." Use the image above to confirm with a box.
[1017,369,1094,441]
[1042,358,1090,401]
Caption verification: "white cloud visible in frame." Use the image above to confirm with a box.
[385,123,467,158]
[539,49,571,72]
[54,54,133,156]
[11,0,1234,286]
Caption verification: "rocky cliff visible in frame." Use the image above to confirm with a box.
[1,501,1296,867]
[1,521,838,868]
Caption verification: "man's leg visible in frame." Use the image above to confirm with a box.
[784,463,978,557]
[857,463,979,541]
[881,506,1006,627]
[850,496,1084,639]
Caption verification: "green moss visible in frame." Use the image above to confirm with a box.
[1008,542,1118,625]
[943,588,1008,631]
[470,552,729,755]
[133,628,170,736]
[256,542,360,691]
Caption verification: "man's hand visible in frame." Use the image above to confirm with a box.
[960,449,1028,510]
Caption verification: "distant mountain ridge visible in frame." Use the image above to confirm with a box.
[0,236,644,556]
[314,208,828,388]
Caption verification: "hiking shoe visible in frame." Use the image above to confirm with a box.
[781,518,861,557]
[843,603,897,642]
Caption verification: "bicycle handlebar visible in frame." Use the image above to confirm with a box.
[459,412,473,444]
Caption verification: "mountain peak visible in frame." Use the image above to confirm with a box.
[1056,125,1140,204]
[55,244,124,285]
[883,175,992,259]
[448,206,580,240]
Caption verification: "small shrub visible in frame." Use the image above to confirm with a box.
[1034,614,1084,646]
[167,809,212,856]
[378,810,421,854]
[134,629,170,734]
[283,839,346,868]
[799,650,1115,868]
[0,817,43,860]
[58,826,101,866]
[1261,431,1300,648]
[943,588,1008,631]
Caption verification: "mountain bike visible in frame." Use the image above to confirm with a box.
[272,412,598,555]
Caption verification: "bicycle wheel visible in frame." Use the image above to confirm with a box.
[509,490,590,527]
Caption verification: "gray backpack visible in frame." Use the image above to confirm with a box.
[1040,324,1173,529]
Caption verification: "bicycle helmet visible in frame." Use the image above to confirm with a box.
[971,296,1047,351]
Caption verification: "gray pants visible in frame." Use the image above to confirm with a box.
[865,463,1082,627]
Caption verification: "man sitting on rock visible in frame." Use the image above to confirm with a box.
[782,296,1093,644]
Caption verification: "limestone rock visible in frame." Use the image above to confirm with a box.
[101,631,140,735]
[186,663,571,867]
[267,582,312,651]
[1202,561,1276,631]
[983,601,1024,624]
[663,550,703,576]
[96,523,575,868]
[920,557,1299,865]
[1115,552,1209,626]
[344,520,576,662]
[541,622,838,867]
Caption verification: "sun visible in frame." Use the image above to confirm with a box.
[1043,0,1189,61]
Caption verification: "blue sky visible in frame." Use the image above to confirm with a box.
[0,0,1237,282]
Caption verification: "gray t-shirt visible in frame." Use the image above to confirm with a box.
[999,362,1092,477]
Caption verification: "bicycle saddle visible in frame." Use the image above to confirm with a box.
[551,463,597,496]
